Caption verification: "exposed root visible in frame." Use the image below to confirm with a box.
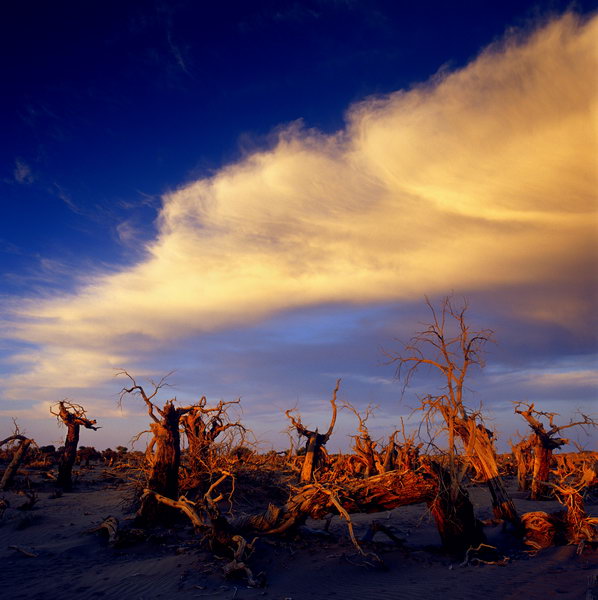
[222,535,264,588]
[459,543,509,567]
[312,483,381,564]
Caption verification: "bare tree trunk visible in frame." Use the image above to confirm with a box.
[51,401,98,491]
[382,436,397,472]
[426,463,486,555]
[531,443,552,500]
[513,402,595,501]
[300,433,319,483]
[0,438,32,491]
[455,417,519,524]
[139,402,183,523]
[57,424,80,490]
[288,380,340,483]
[512,438,533,491]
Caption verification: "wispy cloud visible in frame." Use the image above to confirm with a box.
[53,183,84,214]
[2,13,597,417]
[13,159,35,184]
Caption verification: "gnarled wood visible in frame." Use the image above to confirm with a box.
[118,371,203,523]
[50,401,98,491]
[514,402,596,499]
[286,379,340,482]
[454,417,519,525]
[0,436,32,491]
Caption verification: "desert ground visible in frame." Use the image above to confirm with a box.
[1,461,596,600]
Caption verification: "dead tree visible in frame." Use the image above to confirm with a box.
[514,402,596,500]
[386,297,518,525]
[521,458,598,551]
[50,401,99,490]
[341,401,382,477]
[425,461,486,554]
[286,379,340,483]
[118,370,200,523]
[180,396,246,482]
[381,419,423,473]
[0,432,33,491]
[147,464,484,557]
[511,436,534,491]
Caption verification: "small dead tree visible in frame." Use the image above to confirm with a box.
[118,370,197,523]
[286,379,340,483]
[511,435,534,491]
[341,401,382,477]
[0,423,33,491]
[180,396,246,482]
[50,401,99,490]
[386,297,518,525]
[383,419,423,473]
[514,402,597,500]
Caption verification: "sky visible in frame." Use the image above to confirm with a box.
[1,0,597,453]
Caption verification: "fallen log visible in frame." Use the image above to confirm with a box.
[149,465,484,556]
[239,468,439,535]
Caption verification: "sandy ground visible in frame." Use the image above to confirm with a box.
[0,467,596,600]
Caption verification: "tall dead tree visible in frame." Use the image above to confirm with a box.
[286,379,340,483]
[118,370,198,523]
[514,402,596,500]
[386,297,518,526]
[50,401,99,490]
